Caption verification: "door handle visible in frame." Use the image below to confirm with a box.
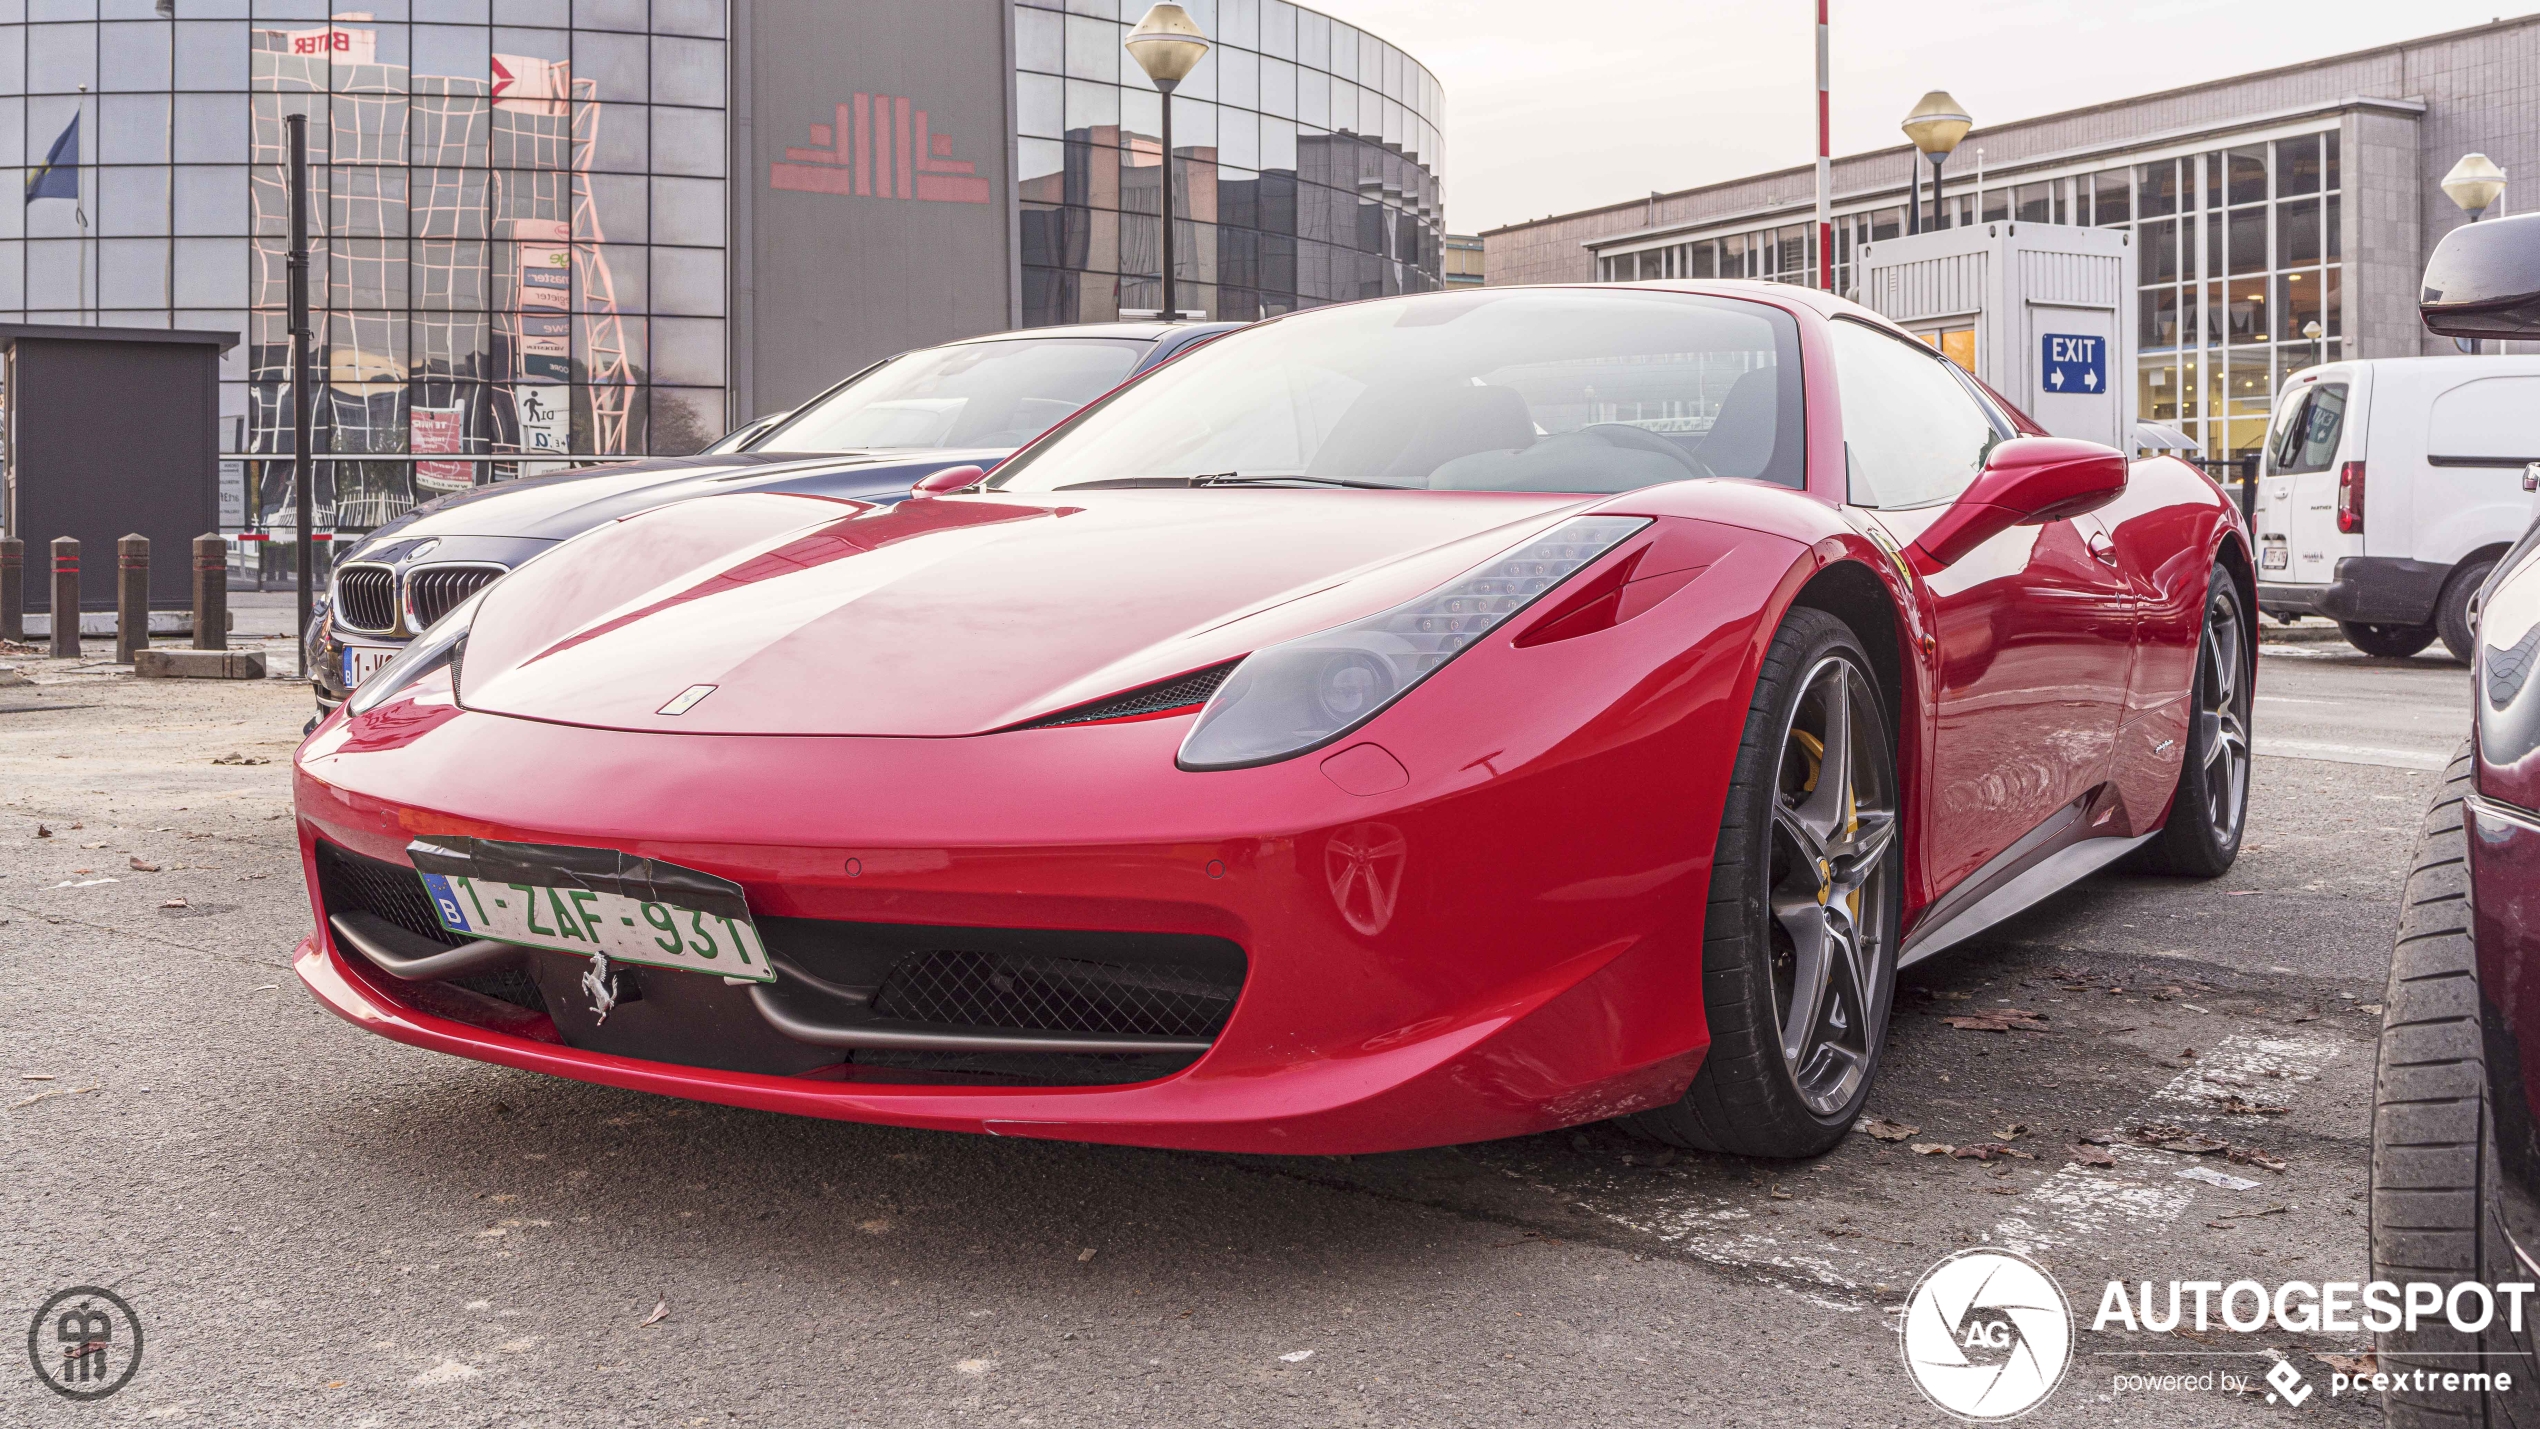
[2088,531,2120,565]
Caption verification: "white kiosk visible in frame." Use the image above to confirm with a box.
[1853,223,2135,450]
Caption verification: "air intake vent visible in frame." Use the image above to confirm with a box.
[334,565,398,633]
[872,949,1240,1040]
[313,841,545,1013]
[407,564,503,629]
[1017,661,1239,729]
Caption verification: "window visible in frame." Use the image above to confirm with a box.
[1831,318,2000,509]
[989,288,1807,495]
[2267,383,2345,475]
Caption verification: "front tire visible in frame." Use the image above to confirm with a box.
[2141,565,2252,877]
[2346,620,2440,659]
[2370,747,2540,1426]
[1622,607,1902,1158]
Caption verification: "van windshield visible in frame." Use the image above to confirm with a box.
[2269,383,2347,475]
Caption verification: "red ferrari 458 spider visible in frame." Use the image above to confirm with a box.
[292,281,2254,1157]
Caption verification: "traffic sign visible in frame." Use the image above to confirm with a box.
[2041,333,2106,395]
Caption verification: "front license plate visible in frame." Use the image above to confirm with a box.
[407,838,774,982]
[342,642,398,688]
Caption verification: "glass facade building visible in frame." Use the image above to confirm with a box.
[1014,0,1443,325]
[3,1,729,533]
[1,1,1445,545]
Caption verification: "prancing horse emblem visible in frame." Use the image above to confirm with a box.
[1325,822,1408,936]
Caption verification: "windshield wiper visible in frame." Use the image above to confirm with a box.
[1191,472,1416,490]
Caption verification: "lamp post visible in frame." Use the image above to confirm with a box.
[1124,4,1210,322]
[1901,91,1971,235]
[2302,318,2324,371]
[2442,154,2508,354]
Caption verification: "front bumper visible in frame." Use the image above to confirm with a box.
[2261,557,2453,627]
[290,662,1737,1153]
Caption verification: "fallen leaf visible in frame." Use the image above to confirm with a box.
[80,841,105,849]
[1768,1185,1793,1200]
[20,1073,54,1081]
[1943,1011,2052,1032]
[2291,1012,2319,1024]
[128,856,159,872]
[1279,1350,1315,1364]
[210,752,271,766]
[1861,1117,1920,1142]
[1822,1225,1860,1238]
[2070,1144,2117,1168]
[33,824,50,838]
[1995,1123,2030,1140]
[2180,1047,2198,1059]
[160,898,188,909]
[2359,1003,2385,1015]
[2211,1202,2290,1222]
[638,1299,669,1328]
[1911,1143,1956,1156]
[2079,1129,2121,1146]
[1951,1143,2036,1162]
[2316,1352,2376,1375]
[2225,889,2262,896]
[9,1083,99,1110]
[1077,1248,1098,1262]
[2226,1145,2290,1174]
[2207,1092,2291,1116]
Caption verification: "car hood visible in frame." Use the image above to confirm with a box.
[455,488,1596,737]
[348,449,1014,550]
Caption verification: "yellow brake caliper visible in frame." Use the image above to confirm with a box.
[1790,727,1860,919]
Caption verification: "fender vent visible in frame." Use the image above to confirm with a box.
[1015,660,1240,729]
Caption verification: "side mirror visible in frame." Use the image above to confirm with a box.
[2421,212,2540,339]
[909,464,985,498]
[1909,437,2130,568]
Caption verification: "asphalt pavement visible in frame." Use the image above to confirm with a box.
[0,620,2470,1426]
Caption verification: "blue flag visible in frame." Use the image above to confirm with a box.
[26,113,77,204]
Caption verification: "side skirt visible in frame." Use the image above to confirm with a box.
[1898,829,2157,968]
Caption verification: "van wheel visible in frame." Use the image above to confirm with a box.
[2342,621,2437,659]
[2436,558,2498,665]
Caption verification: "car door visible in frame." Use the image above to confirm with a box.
[1830,319,2136,901]
[2268,375,2355,588]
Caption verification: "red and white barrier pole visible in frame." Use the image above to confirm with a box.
[1816,0,1833,291]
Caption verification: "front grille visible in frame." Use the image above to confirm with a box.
[407,564,503,629]
[312,841,545,1013]
[334,565,398,633]
[1017,661,1239,729]
[872,949,1239,1040]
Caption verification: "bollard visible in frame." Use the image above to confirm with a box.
[0,537,20,642]
[49,537,78,659]
[116,533,150,664]
[193,533,227,651]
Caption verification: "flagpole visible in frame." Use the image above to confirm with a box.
[286,112,315,672]
[75,84,88,324]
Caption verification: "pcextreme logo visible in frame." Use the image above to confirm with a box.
[1901,1248,2074,1420]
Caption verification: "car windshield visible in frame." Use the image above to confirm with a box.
[987,289,1806,494]
[752,337,1149,453]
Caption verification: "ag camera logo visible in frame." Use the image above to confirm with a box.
[1902,1248,2073,1420]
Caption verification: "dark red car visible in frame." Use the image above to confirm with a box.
[290,282,2254,1157]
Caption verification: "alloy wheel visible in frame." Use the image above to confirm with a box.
[2196,588,2253,841]
[1766,655,1897,1117]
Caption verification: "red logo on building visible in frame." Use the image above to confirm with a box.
[771,96,990,204]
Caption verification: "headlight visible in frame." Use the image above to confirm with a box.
[346,588,485,716]
[1178,515,1650,770]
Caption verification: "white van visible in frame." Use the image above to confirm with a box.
[2255,355,2540,660]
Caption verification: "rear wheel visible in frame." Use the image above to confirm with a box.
[1622,607,1902,1158]
[2370,747,2540,1426]
[2345,620,2440,659]
[2437,558,2499,665]
[2140,566,2252,877]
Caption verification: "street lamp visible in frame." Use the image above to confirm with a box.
[1901,91,1971,235]
[2302,317,2324,371]
[2441,154,2507,353]
[1124,3,1210,322]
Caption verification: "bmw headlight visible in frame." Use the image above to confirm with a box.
[345,588,485,716]
[1178,515,1650,770]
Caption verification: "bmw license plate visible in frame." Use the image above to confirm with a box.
[342,641,398,688]
[407,837,775,982]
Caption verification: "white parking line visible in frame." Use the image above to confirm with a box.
[2253,738,2451,771]
[1994,1033,2337,1257]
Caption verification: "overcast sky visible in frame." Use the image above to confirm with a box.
[1325,1,2528,233]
